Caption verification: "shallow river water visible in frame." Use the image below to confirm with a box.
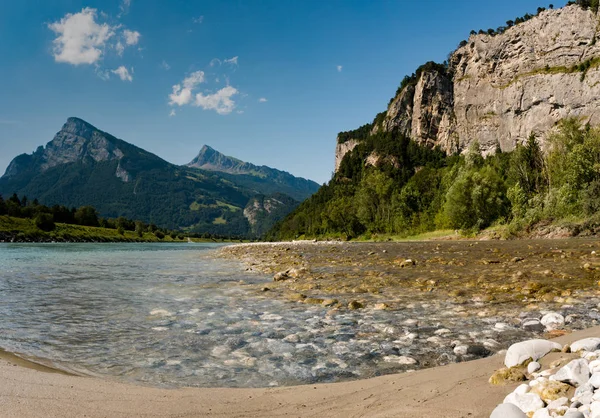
[1,242,600,388]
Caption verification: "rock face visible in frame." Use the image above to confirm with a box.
[243,193,298,236]
[378,69,456,151]
[334,139,359,172]
[335,5,600,170]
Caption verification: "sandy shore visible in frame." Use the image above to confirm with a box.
[0,326,598,418]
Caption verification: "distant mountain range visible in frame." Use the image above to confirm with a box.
[0,117,320,237]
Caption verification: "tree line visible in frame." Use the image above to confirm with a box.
[270,118,600,240]
[0,194,185,239]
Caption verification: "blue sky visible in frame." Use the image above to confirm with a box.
[0,0,565,184]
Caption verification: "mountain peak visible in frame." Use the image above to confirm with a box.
[187,145,244,172]
[60,117,98,140]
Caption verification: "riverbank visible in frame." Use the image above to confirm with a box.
[0,215,178,243]
[2,325,600,418]
[0,215,245,243]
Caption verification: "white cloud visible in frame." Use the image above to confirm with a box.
[183,71,205,89]
[48,8,115,65]
[95,67,111,80]
[258,97,267,103]
[123,29,140,45]
[169,109,176,117]
[210,58,221,67]
[169,70,205,106]
[193,16,204,24]
[224,56,238,66]
[112,66,133,81]
[119,0,131,17]
[115,41,125,56]
[337,65,343,72]
[160,60,170,70]
[194,86,238,115]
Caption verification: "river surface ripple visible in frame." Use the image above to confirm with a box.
[1,242,600,388]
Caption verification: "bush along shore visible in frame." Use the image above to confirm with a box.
[0,194,251,243]
[0,193,189,242]
[0,216,184,243]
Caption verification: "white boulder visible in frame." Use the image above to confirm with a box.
[551,359,590,387]
[514,384,530,395]
[490,403,528,418]
[563,411,585,418]
[541,312,565,331]
[504,339,562,368]
[532,408,551,418]
[589,372,600,388]
[504,392,545,414]
[571,338,600,353]
[528,361,541,374]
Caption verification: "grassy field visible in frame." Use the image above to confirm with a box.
[0,216,182,243]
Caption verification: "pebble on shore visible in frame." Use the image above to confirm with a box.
[491,337,600,418]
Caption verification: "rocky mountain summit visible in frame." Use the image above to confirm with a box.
[188,145,320,201]
[3,117,163,183]
[336,4,600,170]
[0,118,317,237]
[188,145,260,175]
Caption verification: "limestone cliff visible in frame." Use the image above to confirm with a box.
[335,5,600,169]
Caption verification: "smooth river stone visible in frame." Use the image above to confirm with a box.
[503,392,545,414]
[490,403,527,418]
[504,339,562,368]
[528,361,541,374]
[571,338,600,353]
[540,312,565,331]
[551,359,590,387]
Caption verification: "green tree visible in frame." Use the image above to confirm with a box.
[135,221,144,237]
[74,206,99,226]
[34,213,56,231]
[443,166,508,230]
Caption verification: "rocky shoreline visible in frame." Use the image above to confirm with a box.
[218,239,600,381]
[491,337,600,417]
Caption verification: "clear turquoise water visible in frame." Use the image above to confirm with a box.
[3,243,431,388]
[4,242,592,389]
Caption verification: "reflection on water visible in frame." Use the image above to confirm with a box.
[1,242,599,388]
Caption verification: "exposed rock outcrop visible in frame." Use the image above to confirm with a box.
[335,5,600,170]
[334,139,359,171]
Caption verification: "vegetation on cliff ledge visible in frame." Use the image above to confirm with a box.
[269,118,600,240]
